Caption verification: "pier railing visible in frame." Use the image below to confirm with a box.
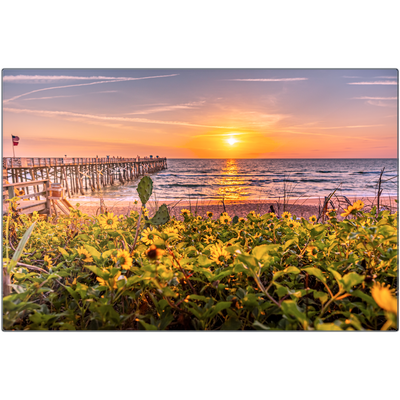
[3,156,167,198]
[3,157,165,168]
[3,179,52,216]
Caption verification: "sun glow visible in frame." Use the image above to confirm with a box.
[227,137,238,146]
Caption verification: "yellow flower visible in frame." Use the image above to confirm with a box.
[219,213,232,224]
[97,271,121,290]
[306,246,317,259]
[282,211,292,220]
[371,282,397,315]
[98,212,118,230]
[43,255,53,269]
[341,205,355,218]
[164,227,179,235]
[77,246,93,263]
[206,211,213,218]
[203,234,215,244]
[326,209,337,219]
[142,207,149,217]
[352,200,364,211]
[114,249,133,270]
[309,215,317,223]
[180,209,191,217]
[288,220,300,229]
[249,210,261,218]
[209,244,230,265]
[141,227,159,245]
[145,244,164,260]
[238,217,245,223]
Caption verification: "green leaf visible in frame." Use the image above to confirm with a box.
[350,290,377,306]
[315,322,343,331]
[341,272,364,292]
[204,301,231,319]
[281,300,309,330]
[65,286,79,302]
[273,266,300,281]
[313,291,329,305]
[162,287,178,297]
[84,264,107,279]
[139,320,158,330]
[221,317,242,330]
[83,245,102,260]
[252,320,271,330]
[252,244,279,260]
[283,238,298,251]
[310,225,326,239]
[302,267,326,283]
[237,254,259,273]
[8,222,36,273]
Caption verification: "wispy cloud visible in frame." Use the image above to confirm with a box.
[274,129,378,141]
[342,75,362,78]
[3,74,178,103]
[3,75,148,83]
[351,96,397,100]
[3,107,234,129]
[374,76,397,79]
[347,81,397,85]
[22,95,78,101]
[95,90,119,94]
[316,124,384,129]
[224,78,308,82]
[127,101,205,115]
[366,100,397,108]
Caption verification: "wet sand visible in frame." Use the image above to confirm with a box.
[68,195,397,220]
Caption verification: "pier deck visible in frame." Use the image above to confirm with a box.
[3,156,167,198]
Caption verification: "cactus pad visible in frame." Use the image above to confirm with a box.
[149,204,170,226]
[137,176,153,205]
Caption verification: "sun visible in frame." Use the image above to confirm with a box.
[227,137,238,146]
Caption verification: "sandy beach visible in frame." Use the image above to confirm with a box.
[68,195,397,220]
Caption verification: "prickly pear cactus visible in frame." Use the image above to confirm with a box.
[137,176,153,205]
[149,204,170,226]
[232,215,239,224]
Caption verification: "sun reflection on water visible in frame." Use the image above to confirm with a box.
[214,159,250,200]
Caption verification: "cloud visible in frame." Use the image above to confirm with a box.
[3,75,151,83]
[127,101,205,115]
[366,100,397,108]
[94,90,119,94]
[351,97,397,100]
[3,74,179,103]
[274,129,378,141]
[374,76,397,79]
[316,124,384,129]
[22,95,78,101]
[347,81,397,85]
[342,75,362,78]
[224,78,308,82]
[3,107,234,129]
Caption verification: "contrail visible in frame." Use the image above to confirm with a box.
[3,74,178,103]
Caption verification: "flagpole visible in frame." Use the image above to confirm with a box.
[12,135,15,158]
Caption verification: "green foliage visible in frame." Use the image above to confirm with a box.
[137,176,153,205]
[2,188,397,330]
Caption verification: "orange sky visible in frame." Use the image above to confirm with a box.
[2,69,398,158]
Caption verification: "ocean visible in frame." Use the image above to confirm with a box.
[82,158,398,201]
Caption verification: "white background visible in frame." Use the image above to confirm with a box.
[1,1,399,400]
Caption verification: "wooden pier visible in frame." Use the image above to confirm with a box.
[3,156,167,199]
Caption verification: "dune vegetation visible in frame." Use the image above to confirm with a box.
[3,176,398,330]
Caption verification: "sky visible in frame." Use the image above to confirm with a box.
[2,68,398,158]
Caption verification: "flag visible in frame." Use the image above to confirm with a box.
[12,135,20,146]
